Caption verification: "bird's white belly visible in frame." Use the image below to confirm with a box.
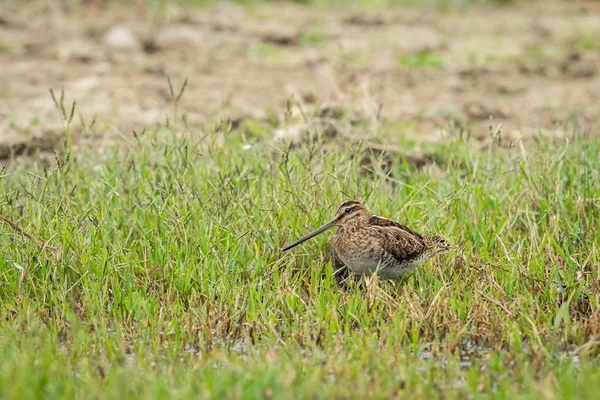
[340,255,425,280]
[341,257,383,275]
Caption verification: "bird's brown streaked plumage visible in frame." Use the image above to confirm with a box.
[283,200,449,281]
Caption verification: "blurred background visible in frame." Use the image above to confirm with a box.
[1,0,599,157]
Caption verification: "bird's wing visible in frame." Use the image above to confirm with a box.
[369,215,429,261]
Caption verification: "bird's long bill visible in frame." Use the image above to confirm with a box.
[282,221,335,251]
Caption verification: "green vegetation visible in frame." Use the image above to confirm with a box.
[300,25,325,46]
[248,43,290,61]
[398,49,444,69]
[575,35,600,52]
[1,98,599,398]
[523,43,550,61]
[0,39,17,53]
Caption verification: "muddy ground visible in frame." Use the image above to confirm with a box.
[1,0,599,158]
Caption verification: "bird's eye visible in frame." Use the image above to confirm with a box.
[344,208,352,214]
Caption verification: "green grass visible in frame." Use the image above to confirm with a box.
[1,113,599,398]
[398,50,444,69]
[248,43,290,61]
[300,25,326,46]
[575,35,600,52]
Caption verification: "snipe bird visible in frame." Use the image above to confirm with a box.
[283,200,449,281]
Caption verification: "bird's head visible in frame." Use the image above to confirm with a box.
[282,200,371,251]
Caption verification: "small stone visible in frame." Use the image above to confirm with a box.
[274,125,304,144]
[463,100,508,120]
[103,26,140,50]
[155,25,202,49]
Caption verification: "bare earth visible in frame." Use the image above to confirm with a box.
[1,0,599,157]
